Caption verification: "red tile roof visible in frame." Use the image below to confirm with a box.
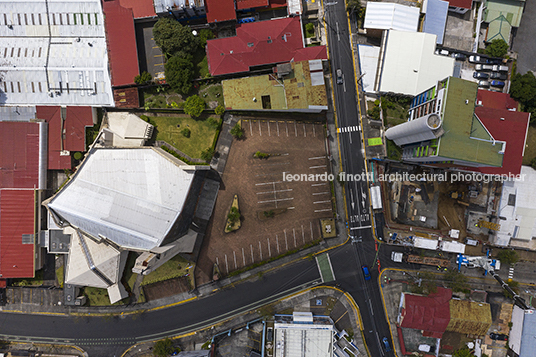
[0,122,40,189]
[236,0,269,10]
[477,89,518,111]
[103,0,140,86]
[206,0,236,23]
[400,287,452,338]
[207,17,327,76]
[117,0,156,18]
[36,106,95,170]
[448,0,473,9]
[0,190,36,278]
[472,106,530,176]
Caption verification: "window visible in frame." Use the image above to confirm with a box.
[247,42,254,47]
[261,95,271,109]
[22,234,33,244]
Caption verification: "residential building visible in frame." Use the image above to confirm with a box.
[375,30,455,96]
[483,0,525,44]
[423,0,449,45]
[206,17,327,76]
[510,306,536,357]
[0,121,48,282]
[45,147,217,303]
[447,0,473,14]
[492,166,536,249]
[385,77,530,172]
[363,2,420,37]
[222,60,328,111]
[273,312,334,357]
[0,0,114,106]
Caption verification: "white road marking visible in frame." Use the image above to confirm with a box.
[314,200,331,204]
[256,181,282,186]
[314,208,332,213]
[256,189,293,195]
[258,197,294,204]
[312,192,330,195]
[309,165,327,169]
[309,156,326,160]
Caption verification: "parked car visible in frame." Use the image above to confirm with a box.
[475,64,494,71]
[490,333,508,341]
[452,53,467,61]
[490,72,507,80]
[469,55,485,63]
[491,80,505,87]
[473,72,489,79]
[435,49,449,56]
[336,69,343,84]
[478,80,490,88]
[361,265,371,281]
[493,65,509,72]
[487,58,503,65]
[382,337,392,352]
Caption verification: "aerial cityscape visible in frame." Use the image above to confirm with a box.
[1,0,536,356]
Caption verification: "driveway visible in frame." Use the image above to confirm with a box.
[512,1,536,74]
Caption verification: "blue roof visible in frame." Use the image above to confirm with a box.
[520,310,536,357]
[423,0,449,44]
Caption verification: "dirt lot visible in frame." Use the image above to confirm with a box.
[143,276,189,301]
[195,119,333,284]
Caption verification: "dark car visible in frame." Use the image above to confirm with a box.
[361,265,371,280]
[473,72,489,79]
[336,69,343,84]
[490,72,507,80]
[491,80,505,87]
[382,337,392,352]
[453,53,467,61]
[490,333,508,341]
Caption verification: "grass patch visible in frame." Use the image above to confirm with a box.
[123,252,139,292]
[12,269,44,286]
[386,139,402,160]
[141,255,192,286]
[225,195,241,233]
[522,126,536,165]
[197,56,210,79]
[82,287,127,306]
[198,83,223,106]
[150,114,218,159]
[85,108,103,150]
[56,265,64,288]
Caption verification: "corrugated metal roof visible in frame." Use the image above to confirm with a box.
[448,0,473,9]
[48,148,196,251]
[423,0,449,44]
[520,310,536,357]
[153,0,204,14]
[103,0,139,87]
[0,190,36,278]
[205,0,236,23]
[400,288,452,338]
[0,121,45,189]
[364,2,420,32]
[287,0,302,15]
[119,0,156,18]
[447,299,492,335]
[0,106,36,121]
[0,0,114,106]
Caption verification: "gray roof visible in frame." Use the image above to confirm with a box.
[520,310,536,357]
[0,0,113,106]
[423,0,449,44]
[48,148,196,251]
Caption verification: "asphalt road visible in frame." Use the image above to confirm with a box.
[323,2,395,356]
[512,0,536,74]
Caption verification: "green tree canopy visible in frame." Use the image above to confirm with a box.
[453,347,475,357]
[134,71,153,85]
[153,338,176,357]
[510,71,536,119]
[214,104,225,117]
[198,29,215,48]
[497,250,519,265]
[153,17,198,57]
[165,56,194,95]
[346,0,361,13]
[183,95,206,118]
[485,39,508,58]
[230,123,244,139]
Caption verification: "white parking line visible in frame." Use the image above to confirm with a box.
[294,122,297,137]
[309,165,327,169]
[267,237,271,257]
[258,197,294,204]
[302,225,305,244]
[313,125,316,137]
[284,229,288,250]
[313,200,331,204]
[286,122,289,137]
[268,121,271,136]
[312,192,330,195]
[258,121,262,136]
[310,221,313,240]
[303,123,306,137]
[234,251,237,269]
[242,248,246,266]
[277,121,280,136]
[257,189,293,195]
[256,181,282,186]
[249,120,253,136]
[314,208,332,213]
[309,156,326,160]
[311,183,328,186]
[276,234,280,254]
[293,228,297,247]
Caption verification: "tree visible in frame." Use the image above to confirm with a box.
[153,17,198,57]
[214,104,225,116]
[497,250,519,265]
[228,207,240,223]
[134,71,152,85]
[198,29,215,48]
[183,95,205,118]
[485,39,509,58]
[230,123,244,139]
[165,57,194,95]
[444,269,469,292]
[453,347,475,357]
[201,147,214,162]
[181,128,191,138]
[153,338,176,357]
[510,72,536,119]
[346,0,361,14]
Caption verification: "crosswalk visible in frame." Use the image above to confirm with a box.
[337,125,360,133]
[508,266,515,280]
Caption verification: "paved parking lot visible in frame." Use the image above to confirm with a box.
[135,21,165,79]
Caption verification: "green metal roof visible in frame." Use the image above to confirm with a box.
[484,0,525,28]
[487,15,512,43]
[436,77,503,167]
